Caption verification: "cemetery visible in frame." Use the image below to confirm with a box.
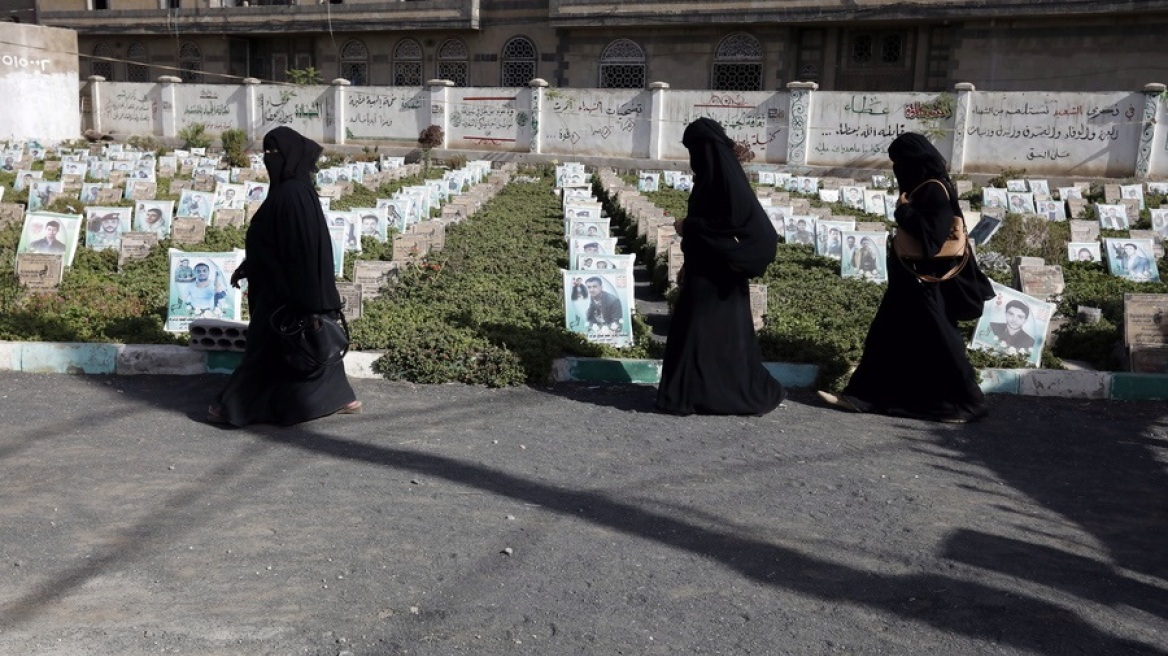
[2,130,1168,398]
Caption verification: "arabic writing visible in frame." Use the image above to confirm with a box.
[449,102,517,136]
[104,89,154,125]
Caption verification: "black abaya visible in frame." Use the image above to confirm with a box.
[214,127,356,426]
[841,133,986,422]
[656,118,785,416]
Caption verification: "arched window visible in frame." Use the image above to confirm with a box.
[598,39,645,89]
[437,39,468,87]
[179,42,202,83]
[91,43,114,80]
[340,39,368,86]
[127,42,149,83]
[500,36,536,87]
[393,39,423,86]
[712,33,763,91]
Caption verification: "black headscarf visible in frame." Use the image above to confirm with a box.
[889,132,963,257]
[245,127,341,312]
[263,125,322,190]
[681,118,777,278]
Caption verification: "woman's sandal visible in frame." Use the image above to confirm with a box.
[337,400,363,415]
[206,405,228,424]
[817,391,867,413]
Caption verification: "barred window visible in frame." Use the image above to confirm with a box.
[179,42,203,83]
[437,39,468,86]
[340,39,368,86]
[127,42,149,83]
[712,32,762,91]
[91,43,114,80]
[500,37,536,87]
[393,39,423,86]
[598,39,645,89]
[849,31,906,67]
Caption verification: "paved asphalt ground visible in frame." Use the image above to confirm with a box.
[0,372,1166,656]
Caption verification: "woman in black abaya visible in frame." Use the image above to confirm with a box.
[208,126,359,426]
[819,132,988,423]
[656,118,785,416]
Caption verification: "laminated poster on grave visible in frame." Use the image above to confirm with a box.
[1123,293,1168,346]
[1096,204,1129,230]
[1104,238,1160,283]
[562,270,634,348]
[840,231,888,283]
[15,253,63,294]
[637,171,660,192]
[16,211,82,267]
[816,220,855,260]
[165,248,244,333]
[784,216,817,246]
[970,282,1054,368]
[335,282,362,322]
[1151,209,1168,239]
[576,253,635,272]
[351,207,389,243]
[328,224,347,279]
[84,206,132,251]
[353,260,400,300]
[177,189,215,224]
[326,211,361,253]
[567,217,610,241]
[1067,242,1102,263]
[569,237,618,266]
[118,232,160,270]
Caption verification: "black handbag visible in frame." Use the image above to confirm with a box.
[270,305,350,373]
[938,252,995,322]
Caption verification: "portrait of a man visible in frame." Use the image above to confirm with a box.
[989,300,1036,350]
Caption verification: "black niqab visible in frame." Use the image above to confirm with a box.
[681,118,777,278]
[247,127,340,313]
[655,118,785,417]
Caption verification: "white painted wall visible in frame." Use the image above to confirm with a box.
[86,78,1168,180]
[253,84,332,142]
[962,91,1143,177]
[446,87,531,152]
[101,82,158,136]
[174,84,248,136]
[660,90,788,163]
[542,88,650,159]
[344,86,428,142]
[0,22,80,142]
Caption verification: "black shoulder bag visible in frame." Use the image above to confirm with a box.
[270,305,350,373]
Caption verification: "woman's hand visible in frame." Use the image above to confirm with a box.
[230,261,247,289]
[897,192,910,207]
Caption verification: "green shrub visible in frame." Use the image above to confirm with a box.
[220,128,250,168]
[178,123,212,150]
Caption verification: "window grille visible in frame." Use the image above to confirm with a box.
[598,39,645,89]
[712,33,762,91]
[393,39,423,86]
[500,37,536,87]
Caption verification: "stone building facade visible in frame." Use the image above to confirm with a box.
[33,0,1168,92]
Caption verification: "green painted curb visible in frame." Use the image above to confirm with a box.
[205,350,245,374]
[1110,373,1168,401]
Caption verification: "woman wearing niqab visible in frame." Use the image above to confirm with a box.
[655,118,785,416]
[209,126,359,426]
[820,132,987,423]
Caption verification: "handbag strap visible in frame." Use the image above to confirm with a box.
[898,178,970,283]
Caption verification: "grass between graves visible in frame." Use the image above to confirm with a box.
[352,176,660,386]
[617,180,1168,390]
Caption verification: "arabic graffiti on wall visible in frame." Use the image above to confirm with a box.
[809,92,952,166]
[101,83,158,133]
[963,92,1142,174]
[344,87,427,141]
[542,89,648,158]
[176,85,246,134]
[255,85,333,142]
[660,91,789,162]
[446,88,530,152]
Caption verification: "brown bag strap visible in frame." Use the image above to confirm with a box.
[899,178,969,282]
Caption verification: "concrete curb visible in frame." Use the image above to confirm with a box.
[1,342,1166,401]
